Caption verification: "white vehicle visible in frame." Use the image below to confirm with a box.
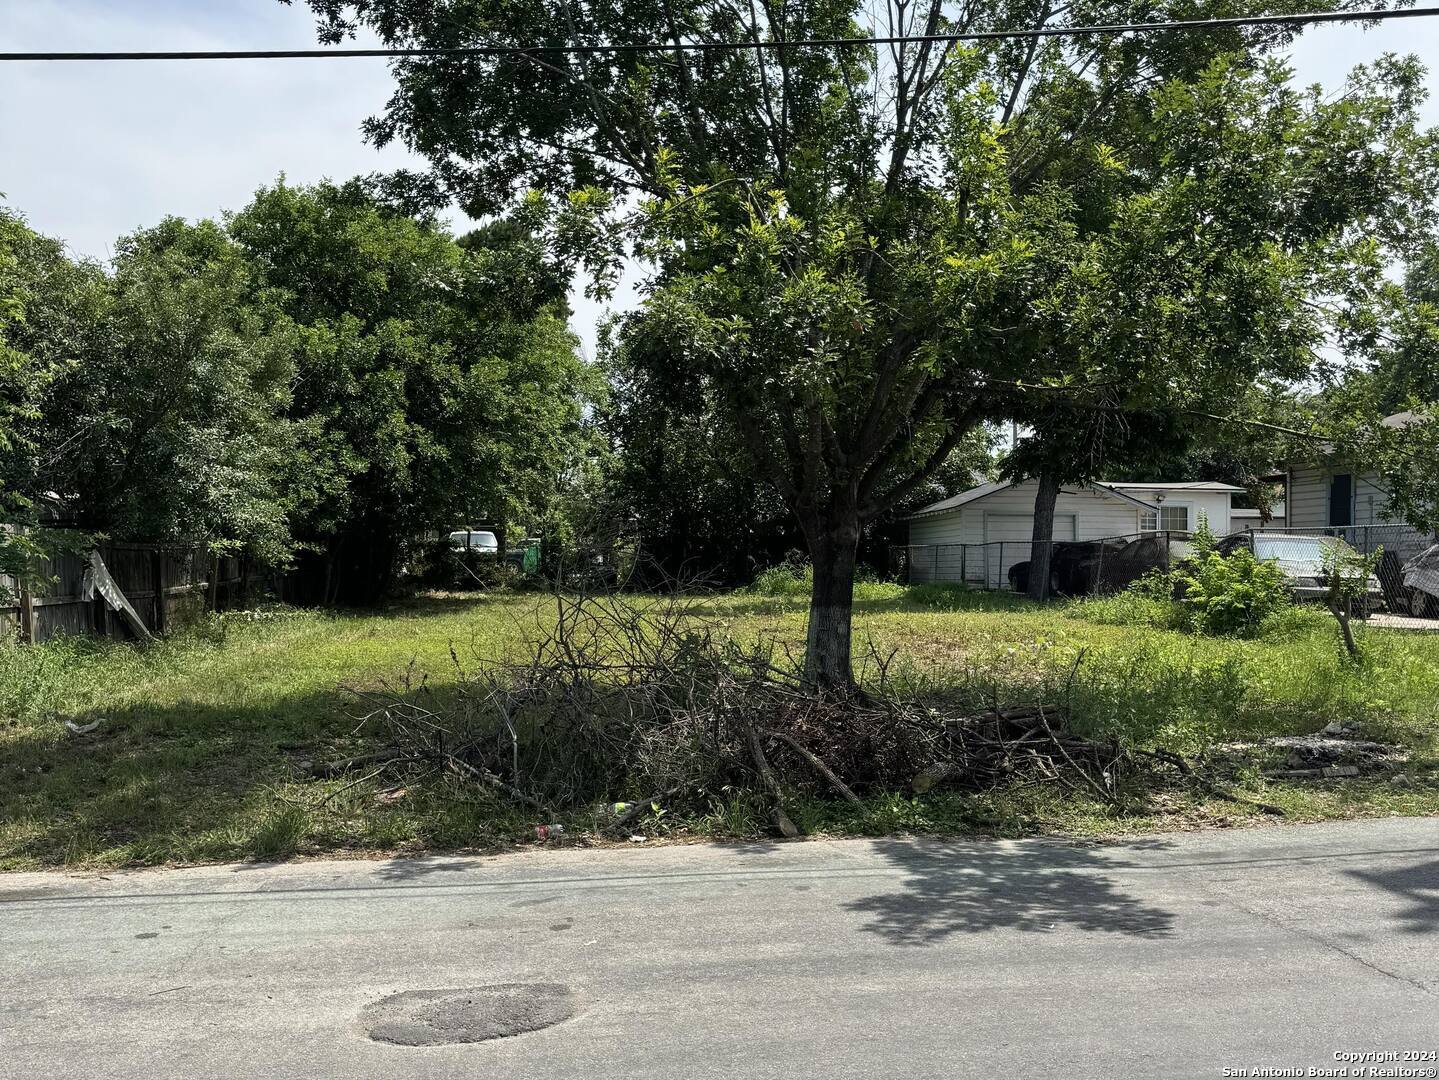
[448,530,499,556]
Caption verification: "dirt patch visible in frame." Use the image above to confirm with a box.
[362,984,576,1045]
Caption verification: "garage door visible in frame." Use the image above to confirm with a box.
[983,514,1076,588]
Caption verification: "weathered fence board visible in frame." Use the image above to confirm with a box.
[1,537,246,644]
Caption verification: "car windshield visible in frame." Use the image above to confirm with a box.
[449,531,498,550]
[1251,534,1343,572]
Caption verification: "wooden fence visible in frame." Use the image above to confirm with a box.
[1,540,247,644]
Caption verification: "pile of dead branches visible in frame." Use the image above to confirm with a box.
[312,588,1280,833]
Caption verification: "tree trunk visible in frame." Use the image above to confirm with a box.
[1327,599,1359,659]
[804,515,860,690]
[1027,470,1061,601]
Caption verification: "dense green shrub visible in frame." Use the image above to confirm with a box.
[1079,521,1291,638]
[748,554,894,598]
[1168,523,1291,637]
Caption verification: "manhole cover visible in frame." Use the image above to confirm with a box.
[362,984,576,1045]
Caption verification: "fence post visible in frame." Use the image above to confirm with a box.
[18,582,35,644]
[932,545,938,584]
[207,551,220,612]
[151,549,167,635]
[960,543,967,586]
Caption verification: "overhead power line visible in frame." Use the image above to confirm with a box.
[3,6,1439,62]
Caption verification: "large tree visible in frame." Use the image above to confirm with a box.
[297,0,1437,683]
[227,179,597,601]
[33,218,301,562]
[0,207,102,593]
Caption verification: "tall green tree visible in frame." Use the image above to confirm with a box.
[33,217,300,562]
[228,179,596,601]
[1307,233,1439,532]
[0,206,91,594]
[298,0,1437,683]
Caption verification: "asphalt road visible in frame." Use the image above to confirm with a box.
[3,818,1437,1079]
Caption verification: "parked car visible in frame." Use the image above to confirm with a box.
[505,538,542,574]
[1008,536,1188,597]
[448,529,499,556]
[1215,532,1383,605]
[1008,540,1124,596]
[1401,544,1439,617]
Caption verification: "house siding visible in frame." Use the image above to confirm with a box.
[907,480,1142,547]
[906,479,1143,586]
[1112,488,1233,534]
[1288,466,1396,529]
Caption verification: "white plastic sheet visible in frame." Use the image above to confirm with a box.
[81,550,153,641]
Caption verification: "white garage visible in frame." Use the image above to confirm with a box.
[905,479,1156,587]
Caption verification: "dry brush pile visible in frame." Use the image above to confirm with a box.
[313,590,1280,834]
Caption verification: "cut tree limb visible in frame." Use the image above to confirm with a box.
[770,730,864,806]
[743,717,799,837]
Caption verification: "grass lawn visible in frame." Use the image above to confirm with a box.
[3,586,1437,870]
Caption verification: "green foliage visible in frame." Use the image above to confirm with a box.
[1082,520,1292,638]
[1169,526,1293,638]
[1,206,106,592]
[748,554,899,599]
[1321,543,1383,606]
[44,217,299,563]
[228,179,599,598]
[1,183,595,594]
[301,0,1439,685]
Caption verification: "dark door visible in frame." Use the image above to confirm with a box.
[1328,474,1353,527]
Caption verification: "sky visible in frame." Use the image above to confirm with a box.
[4,0,1439,360]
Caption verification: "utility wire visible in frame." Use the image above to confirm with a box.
[3,6,1438,61]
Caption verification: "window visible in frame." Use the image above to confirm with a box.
[1329,474,1353,527]
[1140,506,1190,532]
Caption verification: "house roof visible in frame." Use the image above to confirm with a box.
[1106,481,1248,494]
[905,480,1012,519]
[1382,409,1421,428]
[906,479,1159,520]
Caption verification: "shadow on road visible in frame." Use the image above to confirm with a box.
[1345,859,1439,934]
[844,838,1177,945]
[375,856,485,881]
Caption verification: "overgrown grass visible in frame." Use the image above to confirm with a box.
[2,587,1436,870]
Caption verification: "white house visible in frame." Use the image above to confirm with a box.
[1103,482,1244,535]
[1285,411,1415,531]
[1230,501,1287,531]
[904,478,1242,587]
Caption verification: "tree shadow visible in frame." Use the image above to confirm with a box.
[843,838,1177,945]
[1345,859,1439,935]
[374,856,485,881]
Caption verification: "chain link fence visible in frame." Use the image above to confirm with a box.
[894,523,1439,613]
[893,532,1194,596]
[1256,524,1439,617]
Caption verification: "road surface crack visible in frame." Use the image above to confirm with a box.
[1219,893,1434,997]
